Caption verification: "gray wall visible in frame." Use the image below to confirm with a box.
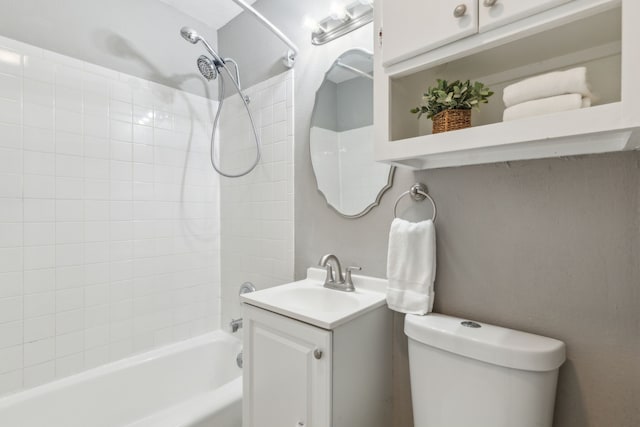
[311,76,373,132]
[336,76,373,131]
[0,0,218,99]
[219,1,640,426]
[311,80,338,130]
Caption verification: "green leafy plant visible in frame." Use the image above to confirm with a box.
[410,79,494,119]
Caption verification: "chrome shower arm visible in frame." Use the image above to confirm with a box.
[230,0,298,67]
[180,27,225,66]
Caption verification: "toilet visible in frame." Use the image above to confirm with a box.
[405,314,566,427]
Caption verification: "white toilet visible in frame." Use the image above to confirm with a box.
[405,314,566,427]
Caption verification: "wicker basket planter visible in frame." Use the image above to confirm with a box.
[432,109,472,134]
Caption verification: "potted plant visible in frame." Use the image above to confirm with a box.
[411,79,494,134]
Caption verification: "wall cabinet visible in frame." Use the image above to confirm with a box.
[242,304,391,427]
[382,0,573,67]
[381,0,478,66]
[375,0,640,170]
[478,0,572,33]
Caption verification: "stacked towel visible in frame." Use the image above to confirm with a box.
[502,67,592,121]
[504,94,592,122]
[386,218,436,315]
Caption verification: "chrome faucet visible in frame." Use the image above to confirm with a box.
[319,254,343,284]
[318,254,361,292]
[230,318,243,333]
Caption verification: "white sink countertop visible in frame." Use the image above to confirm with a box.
[240,268,388,329]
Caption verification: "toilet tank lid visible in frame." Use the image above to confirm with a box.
[405,314,566,372]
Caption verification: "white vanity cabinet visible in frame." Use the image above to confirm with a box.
[242,305,331,427]
[381,0,572,67]
[242,303,392,427]
[374,0,640,170]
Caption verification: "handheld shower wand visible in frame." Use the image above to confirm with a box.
[179,26,261,178]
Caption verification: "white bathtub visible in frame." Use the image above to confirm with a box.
[0,331,243,427]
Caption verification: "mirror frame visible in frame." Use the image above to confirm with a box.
[310,48,395,219]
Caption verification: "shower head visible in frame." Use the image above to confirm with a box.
[180,27,200,44]
[197,55,217,80]
[180,26,225,66]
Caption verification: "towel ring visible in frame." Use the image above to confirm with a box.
[393,183,437,221]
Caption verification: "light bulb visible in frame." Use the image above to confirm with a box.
[303,15,325,34]
[330,3,352,21]
[358,0,374,6]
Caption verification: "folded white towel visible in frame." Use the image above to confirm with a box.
[386,218,436,315]
[503,93,591,122]
[503,67,592,108]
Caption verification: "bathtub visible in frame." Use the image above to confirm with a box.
[0,331,243,427]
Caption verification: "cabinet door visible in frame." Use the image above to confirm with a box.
[243,305,332,427]
[381,0,478,67]
[479,0,573,33]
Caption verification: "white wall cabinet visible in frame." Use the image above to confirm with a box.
[381,0,478,67]
[374,0,640,170]
[381,0,573,67]
[478,0,573,33]
[242,303,391,427]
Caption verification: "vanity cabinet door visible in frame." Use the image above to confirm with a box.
[478,0,573,32]
[243,305,332,427]
[381,0,478,67]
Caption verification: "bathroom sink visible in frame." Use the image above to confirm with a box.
[275,287,362,313]
[240,268,388,329]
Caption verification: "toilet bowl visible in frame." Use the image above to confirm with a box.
[405,314,566,427]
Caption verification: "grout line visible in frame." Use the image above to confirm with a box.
[19,47,25,390]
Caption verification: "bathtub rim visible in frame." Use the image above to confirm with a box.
[0,330,241,409]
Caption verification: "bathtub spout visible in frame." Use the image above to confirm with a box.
[236,351,243,368]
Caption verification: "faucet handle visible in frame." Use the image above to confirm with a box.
[344,266,361,291]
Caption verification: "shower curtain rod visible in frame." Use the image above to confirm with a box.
[230,0,299,68]
[336,60,373,80]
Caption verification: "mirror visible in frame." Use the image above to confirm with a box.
[310,48,394,218]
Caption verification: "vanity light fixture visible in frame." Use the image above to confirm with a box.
[330,3,352,22]
[309,0,373,45]
[303,15,326,34]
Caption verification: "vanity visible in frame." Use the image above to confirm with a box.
[240,267,392,427]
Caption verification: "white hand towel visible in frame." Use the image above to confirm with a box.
[503,67,592,108]
[503,93,591,122]
[386,218,436,315]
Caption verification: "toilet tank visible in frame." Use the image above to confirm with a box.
[405,314,566,427]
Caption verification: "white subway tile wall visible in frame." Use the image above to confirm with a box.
[220,71,295,326]
[0,36,221,395]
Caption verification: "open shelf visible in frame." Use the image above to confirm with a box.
[374,1,640,169]
[379,103,637,169]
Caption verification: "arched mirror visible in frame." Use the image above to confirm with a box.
[310,48,394,218]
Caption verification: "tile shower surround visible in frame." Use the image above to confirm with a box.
[219,71,295,327]
[0,35,222,395]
